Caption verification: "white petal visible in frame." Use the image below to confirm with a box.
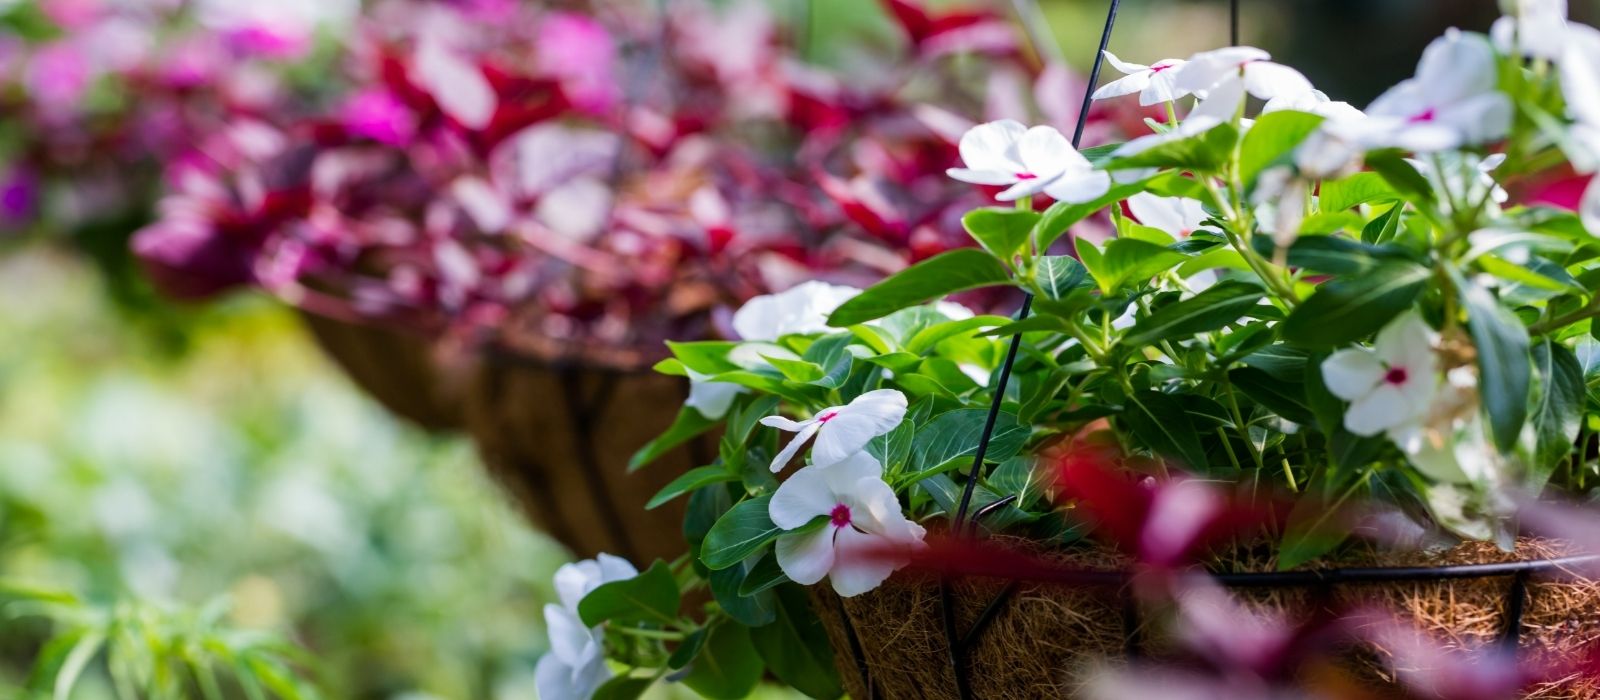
[1415,29,1498,108]
[1583,175,1600,236]
[1242,62,1313,101]
[595,553,638,584]
[958,119,1028,173]
[994,176,1058,202]
[543,604,599,667]
[1018,126,1075,177]
[829,527,902,597]
[553,561,602,611]
[769,464,839,530]
[1102,50,1149,75]
[731,294,781,341]
[414,40,496,130]
[1375,311,1438,373]
[1345,383,1412,436]
[947,167,1020,186]
[1092,73,1150,101]
[1436,92,1513,146]
[1562,25,1600,127]
[1174,46,1270,95]
[775,526,837,586]
[818,450,886,489]
[1041,170,1112,204]
[1140,61,1189,105]
[769,420,822,472]
[1127,192,1188,234]
[760,415,813,433]
[1322,349,1386,402]
[811,390,908,467]
[842,474,916,539]
[535,653,582,700]
[1187,76,1247,125]
[685,373,745,420]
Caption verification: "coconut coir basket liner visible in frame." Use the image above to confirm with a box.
[461,331,708,563]
[810,538,1600,700]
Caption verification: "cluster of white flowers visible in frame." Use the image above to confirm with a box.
[535,554,638,700]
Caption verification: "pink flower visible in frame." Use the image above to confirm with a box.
[537,13,619,115]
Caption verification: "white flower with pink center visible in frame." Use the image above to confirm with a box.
[760,389,908,472]
[1173,47,1314,125]
[1321,312,1441,439]
[1091,52,1190,106]
[1127,193,1210,237]
[946,120,1110,204]
[768,452,926,597]
[1363,30,1511,152]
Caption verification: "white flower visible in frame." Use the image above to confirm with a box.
[1321,312,1441,439]
[1491,0,1570,61]
[769,452,926,597]
[1411,153,1509,215]
[1583,175,1600,236]
[1263,89,1367,122]
[1174,47,1313,124]
[1252,167,1309,247]
[1391,367,1502,485]
[685,369,745,420]
[947,120,1110,203]
[1364,30,1511,152]
[1127,193,1209,237]
[760,389,908,472]
[731,281,862,341]
[1091,51,1190,106]
[1563,25,1600,172]
[535,554,638,700]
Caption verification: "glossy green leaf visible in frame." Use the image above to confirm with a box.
[1106,122,1240,173]
[1035,255,1092,300]
[701,496,782,570]
[630,407,717,471]
[828,249,1013,326]
[907,409,1031,480]
[1366,151,1434,204]
[1121,281,1264,347]
[578,560,680,628]
[1280,262,1430,347]
[963,207,1040,259]
[1319,172,1399,212]
[1458,275,1531,453]
[1033,182,1146,249]
[647,466,740,510]
[750,586,843,700]
[709,558,776,627]
[593,675,655,700]
[682,623,764,700]
[1122,390,1210,469]
[1229,367,1315,425]
[1531,339,1583,489]
[1239,110,1324,188]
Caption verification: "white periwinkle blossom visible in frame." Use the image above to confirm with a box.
[731,281,862,342]
[1127,193,1210,237]
[947,120,1110,203]
[761,389,908,472]
[1492,0,1571,61]
[1091,52,1190,106]
[1364,29,1511,152]
[1174,47,1314,124]
[769,452,927,597]
[1320,312,1441,439]
[1583,175,1600,236]
[535,554,639,700]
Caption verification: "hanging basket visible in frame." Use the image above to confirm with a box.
[809,539,1600,700]
[461,344,707,563]
[299,311,467,432]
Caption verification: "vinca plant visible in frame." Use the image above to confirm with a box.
[539,2,1600,698]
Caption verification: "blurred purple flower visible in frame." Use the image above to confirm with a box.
[0,167,40,227]
[341,90,419,146]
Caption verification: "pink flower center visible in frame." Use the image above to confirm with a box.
[1384,367,1409,386]
[817,409,840,423]
[830,503,852,528]
[1150,63,1174,74]
[1409,108,1438,124]
[1015,172,1038,180]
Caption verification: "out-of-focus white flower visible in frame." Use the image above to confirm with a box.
[1364,30,1511,152]
[1252,167,1309,247]
[414,39,496,131]
[731,281,862,341]
[1175,47,1313,124]
[1411,153,1510,215]
[1582,175,1600,236]
[1263,89,1367,122]
[685,369,744,420]
[1391,367,1503,485]
[1492,0,1570,60]
[947,121,1110,203]
[1321,312,1440,439]
[768,452,925,597]
[1091,52,1189,106]
[1563,25,1600,172]
[760,389,907,472]
[1127,193,1209,237]
[535,554,638,700]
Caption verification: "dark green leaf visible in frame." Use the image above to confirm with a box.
[1360,203,1404,244]
[667,628,707,670]
[1229,367,1315,425]
[1121,281,1264,347]
[710,559,776,627]
[907,409,1031,480]
[592,675,655,700]
[1250,234,1413,275]
[1458,275,1531,452]
[1035,255,1092,300]
[867,420,914,475]
[1281,262,1430,347]
[828,249,1013,326]
[630,407,716,471]
[1531,339,1582,489]
[750,586,843,700]
[682,623,764,700]
[578,560,680,628]
[737,554,789,596]
[1122,391,1210,469]
[1078,237,1189,294]
[647,466,740,510]
[964,208,1040,259]
[701,496,782,570]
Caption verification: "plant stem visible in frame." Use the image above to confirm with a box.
[614,627,685,641]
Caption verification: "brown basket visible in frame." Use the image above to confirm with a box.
[300,312,466,432]
[461,350,707,562]
[810,539,1600,700]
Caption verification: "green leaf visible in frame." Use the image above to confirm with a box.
[1239,110,1324,189]
[1360,203,1404,244]
[1304,351,1344,436]
[751,586,844,699]
[1280,262,1430,347]
[701,496,784,570]
[1035,255,1092,300]
[709,559,776,627]
[964,208,1040,259]
[1033,182,1146,249]
[667,628,707,670]
[827,249,1013,326]
[1106,122,1240,173]
[1366,151,1434,204]
[1277,476,1357,571]
[904,315,1012,355]
[1078,237,1189,294]
[667,341,742,374]
[682,624,764,700]
[1121,281,1264,347]
[907,409,1031,480]
[647,466,740,510]
[1458,275,1531,452]
[1531,340,1583,490]
[1122,391,1210,469]
[630,407,717,471]
[54,629,105,700]
[1319,172,1399,213]
[1250,234,1413,275]
[802,333,857,390]
[867,419,914,475]
[592,675,655,700]
[578,560,680,628]
[763,355,824,383]
[1229,367,1315,425]
[737,554,789,596]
